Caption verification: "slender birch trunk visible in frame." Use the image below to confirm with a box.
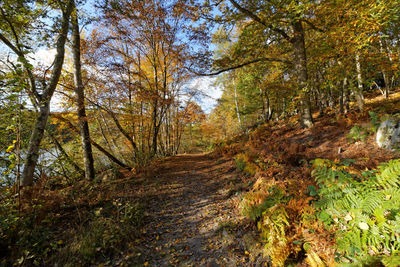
[21,1,74,186]
[71,6,95,180]
[355,52,364,112]
[233,77,242,128]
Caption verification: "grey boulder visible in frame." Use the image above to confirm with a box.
[376,119,400,150]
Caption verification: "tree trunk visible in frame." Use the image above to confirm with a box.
[99,110,118,151]
[339,79,345,114]
[152,99,159,156]
[21,102,50,185]
[264,91,273,121]
[316,87,325,116]
[96,114,114,153]
[292,21,313,128]
[21,1,74,186]
[140,102,145,154]
[341,78,349,113]
[385,42,395,90]
[355,52,364,112]
[109,111,138,152]
[233,80,242,127]
[260,87,266,120]
[379,39,390,98]
[71,7,95,181]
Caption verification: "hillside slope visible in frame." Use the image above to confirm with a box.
[208,90,400,266]
[2,91,400,266]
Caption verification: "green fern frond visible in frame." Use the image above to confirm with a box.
[382,254,400,267]
[361,192,384,215]
[240,185,286,221]
[311,158,400,264]
[377,159,400,189]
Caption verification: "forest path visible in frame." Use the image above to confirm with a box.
[137,153,255,266]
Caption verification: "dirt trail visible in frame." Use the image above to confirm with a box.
[138,153,257,266]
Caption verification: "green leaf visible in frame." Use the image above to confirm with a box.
[307,185,318,196]
[293,240,302,245]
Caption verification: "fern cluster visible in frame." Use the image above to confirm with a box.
[240,179,294,266]
[312,159,400,265]
[240,178,314,266]
[240,184,286,221]
[234,153,259,175]
[258,205,290,267]
[346,125,370,143]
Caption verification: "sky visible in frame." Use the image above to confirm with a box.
[187,77,222,113]
[29,48,223,113]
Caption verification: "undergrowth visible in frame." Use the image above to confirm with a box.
[312,158,400,266]
[234,153,259,176]
[0,178,145,266]
[239,158,400,266]
[239,177,322,266]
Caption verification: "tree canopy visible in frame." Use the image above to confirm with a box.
[1,0,400,266]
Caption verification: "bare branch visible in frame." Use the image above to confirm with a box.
[0,32,41,102]
[0,7,21,47]
[228,0,291,41]
[190,57,291,76]
[51,113,132,169]
[301,19,325,33]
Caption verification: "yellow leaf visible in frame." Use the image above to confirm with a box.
[143,262,149,266]
[6,145,14,153]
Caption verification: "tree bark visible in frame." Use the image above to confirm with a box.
[151,99,159,156]
[87,98,139,155]
[344,78,350,114]
[261,89,273,122]
[379,39,390,98]
[234,82,242,127]
[109,111,138,152]
[21,0,74,186]
[339,78,345,114]
[266,94,273,121]
[291,21,313,128]
[71,5,95,181]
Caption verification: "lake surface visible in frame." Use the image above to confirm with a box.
[0,149,58,185]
